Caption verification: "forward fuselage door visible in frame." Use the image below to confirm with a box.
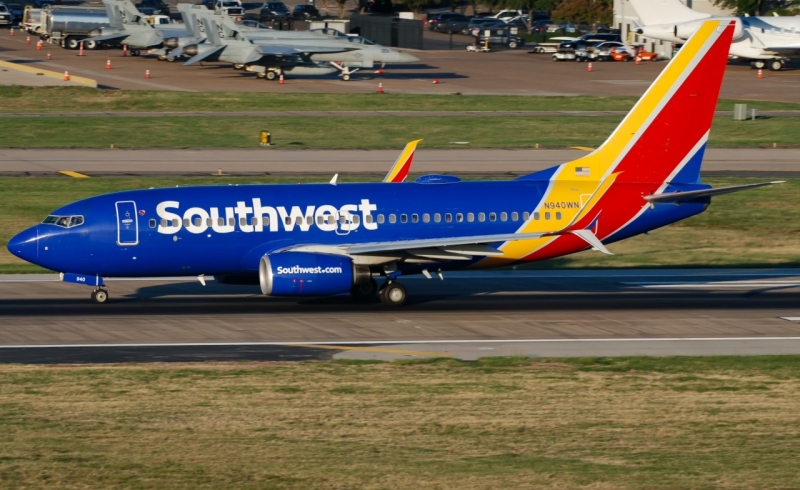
[115,201,139,246]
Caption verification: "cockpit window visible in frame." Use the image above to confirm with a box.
[42,215,85,228]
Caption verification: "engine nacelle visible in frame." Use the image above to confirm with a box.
[182,44,199,56]
[259,252,370,296]
[163,37,180,49]
[675,18,742,41]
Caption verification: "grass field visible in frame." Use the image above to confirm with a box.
[2,86,799,113]
[1,115,799,148]
[2,356,800,489]
[2,176,798,273]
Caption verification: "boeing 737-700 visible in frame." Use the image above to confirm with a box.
[7,20,781,305]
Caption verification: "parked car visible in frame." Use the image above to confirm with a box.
[552,40,594,61]
[579,33,621,43]
[0,3,11,26]
[216,0,245,16]
[589,41,634,61]
[502,17,529,33]
[292,4,320,19]
[434,13,469,34]
[464,16,503,35]
[261,1,290,18]
[6,3,22,22]
[476,27,524,49]
[135,0,169,15]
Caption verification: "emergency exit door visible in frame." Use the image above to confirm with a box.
[115,201,139,246]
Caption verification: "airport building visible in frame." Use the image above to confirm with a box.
[613,0,735,58]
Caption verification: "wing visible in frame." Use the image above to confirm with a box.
[257,44,356,55]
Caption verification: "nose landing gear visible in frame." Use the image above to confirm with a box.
[91,288,109,304]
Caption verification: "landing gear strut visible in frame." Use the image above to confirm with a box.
[379,281,407,306]
[91,288,109,304]
[330,61,359,81]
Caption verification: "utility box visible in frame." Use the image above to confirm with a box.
[734,103,747,121]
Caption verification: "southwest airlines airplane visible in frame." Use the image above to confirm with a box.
[7,20,778,306]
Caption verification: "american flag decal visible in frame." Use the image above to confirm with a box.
[575,167,590,176]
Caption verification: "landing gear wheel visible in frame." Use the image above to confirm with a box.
[256,71,266,79]
[265,70,277,80]
[379,282,407,306]
[233,63,245,70]
[752,60,766,69]
[91,289,109,304]
[341,73,351,81]
[157,54,167,61]
[166,56,177,62]
[769,59,784,71]
[351,277,378,302]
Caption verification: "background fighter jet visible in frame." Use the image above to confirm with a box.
[174,5,420,80]
[88,0,196,58]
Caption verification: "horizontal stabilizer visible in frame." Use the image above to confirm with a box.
[644,181,784,203]
[86,33,128,43]
[183,45,225,66]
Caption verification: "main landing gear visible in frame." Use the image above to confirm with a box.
[350,277,408,306]
[91,288,109,304]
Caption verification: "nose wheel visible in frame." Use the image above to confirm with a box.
[91,288,109,304]
[379,281,407,306]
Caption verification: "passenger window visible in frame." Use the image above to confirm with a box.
[366,215,374,224]
[194,218,202,227]
[161,219,167,227]
[340,215,348,225]
[378,214,385,224]
[389,214,396,224]
[240,217,247,226]
[533,212,540,220]
[285,217,292,225]
[412,214,419,223]
[317,216,324,225]
[173,219,180,227]
[467,213,474,222]
[556,212,562,220]
[229,218,235,227]
[183,218,190,227]
[252,217,259,226]
[512,212,519,221]
[423,213,430,223]
[456,213,463,222]
[445,213,452,223]
[218,218,225,226]
[500,212,507,222]
[206,218,212,226]
[523,212,530,220]
[545,212,551,220]
[478,212,485,222]
[150,219,157,228]
[434,213,441,223]
[352,215,360,225]
[489,213,497,222]
[326,216,335,225]
[400,214,408,224]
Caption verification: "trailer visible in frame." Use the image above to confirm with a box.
[41,7,109,49]
[22,7,44,34]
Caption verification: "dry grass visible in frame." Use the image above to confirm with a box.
[2,357,800,489]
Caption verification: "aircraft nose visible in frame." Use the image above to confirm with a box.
[397,51,420,63]
[7,226,38,264]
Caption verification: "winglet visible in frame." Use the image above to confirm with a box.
[383,139,422,183]
[570,229,613,255]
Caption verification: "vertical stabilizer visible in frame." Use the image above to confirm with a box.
[629,0,709,26]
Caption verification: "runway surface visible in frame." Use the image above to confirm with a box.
[2,269,800,363]
[2,148,800,175]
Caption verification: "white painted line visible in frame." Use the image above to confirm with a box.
[3,337,800,349]
[780,317,800,322]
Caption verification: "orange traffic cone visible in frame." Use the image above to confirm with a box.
[374,67,384,74]
[145,69,150,79]
[377,82,384,94]
[123,45,128,57]
[432,78,439,84]
[78,42,84,56]
[46,52,51,60]
[9,27,13,36]
[26,36,31,45]
[757,68,763,79]
[587,62,593,72]
[106,59,111,70]
[36,40,42,50]
[64,70,70,81]
[279,74,284,84]
[635,56,641,65]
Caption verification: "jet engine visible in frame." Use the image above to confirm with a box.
[259,252,371,296]
[675,18,742,41]
[182,44,199,56]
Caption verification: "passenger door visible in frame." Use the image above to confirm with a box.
[115,201,139,246]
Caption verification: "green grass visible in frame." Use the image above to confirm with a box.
[0,115,798,148]
[2,356,800,489]
[2,176,799,273]
[2,86,799,113]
